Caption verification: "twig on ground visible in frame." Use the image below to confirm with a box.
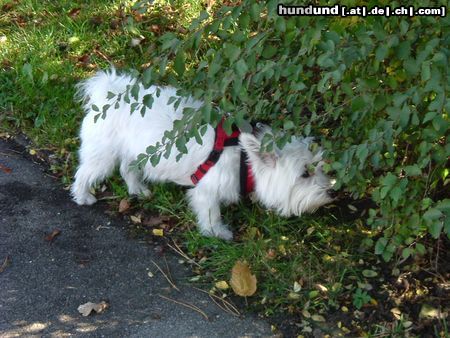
[97,196,121,201]
[193,286,240,317]
[158,294,209,320]
[168,239,201,267]
[163,255,174,282]
[152,259,179,291]
[0,256,11,273]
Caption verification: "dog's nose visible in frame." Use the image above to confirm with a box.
[327,189,338,198]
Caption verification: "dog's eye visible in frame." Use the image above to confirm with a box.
[301,171,310,178]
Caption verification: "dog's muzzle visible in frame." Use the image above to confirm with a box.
[327,189,338,199]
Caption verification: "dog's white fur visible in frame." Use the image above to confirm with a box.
[71,69,334,240]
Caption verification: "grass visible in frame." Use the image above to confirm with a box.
[1,1,448,337]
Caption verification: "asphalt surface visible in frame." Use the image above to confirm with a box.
[0,138,273,337]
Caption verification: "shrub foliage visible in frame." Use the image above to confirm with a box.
[112,0,449,261]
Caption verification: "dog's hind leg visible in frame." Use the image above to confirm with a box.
[119,161,151,198]
[187,187,233,240]
[71,149,116,205]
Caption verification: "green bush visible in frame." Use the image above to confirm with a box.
[115,0,449,261]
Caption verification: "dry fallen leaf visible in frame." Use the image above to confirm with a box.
[68,7,81,18]
[130,215,141,224]
[44,229,61,243]
[143,215,170,227]
[0,164,12,174]
[77,301,109,317]
[315,283,328,292]
[118,199,130,213]
[311,314,326,322]
[229,260,257,297]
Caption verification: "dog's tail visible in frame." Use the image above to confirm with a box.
[75,68,135,113]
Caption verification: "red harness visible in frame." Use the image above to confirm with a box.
[190,119,255,196]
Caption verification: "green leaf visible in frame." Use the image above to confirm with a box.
[423,111,437,124]
[275,17,286,32]
[192,126,203,145]
[174,50,185,77]
[150,153,161,167]
[283,120,295,130]
[402,247,412,259]
[143,68,152,85]
[239,13,250,29]
[381,173,397,188]
[224,44,241,63]
[356,144,369,163]
[375,45,389,61]
[22,63,33,82]
[262,44,277,59]
[429,221,443,239]
[421,61,431,82]
[235,59,248,77]
[362,270,378,278]
[404,165,421,176]
[250,3,261,21]
[131,84,140,101]
[375,238,388,255]
[143,94,154,109]
[423,208,443,222]
[175,136,188,154]
[436,199,450,212]
[415,243,426,255]
[202,103,212,123]
[396,41,411,59]
[130,102,139,113]
[390,186,402,203]
[102,104,111,113]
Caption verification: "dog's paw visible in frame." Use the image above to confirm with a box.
[140,188,152,198]
[74,193,97,206]
[212,225,234,241]
[128,185,152,198]
[200,224,233,241]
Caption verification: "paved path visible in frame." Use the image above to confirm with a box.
[0,138,272,337]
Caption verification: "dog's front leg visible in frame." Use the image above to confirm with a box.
[187,187,233,241]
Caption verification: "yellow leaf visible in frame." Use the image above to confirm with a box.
[152,228,164,236]
[215,280,229,290]
[29,149,36,155]
[229,260,257,297]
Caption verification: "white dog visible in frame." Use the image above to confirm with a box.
[71,69,335,240]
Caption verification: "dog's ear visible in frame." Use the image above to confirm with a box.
[239,133,277,168]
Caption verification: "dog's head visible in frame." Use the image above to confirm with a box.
[239,129,335,217]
